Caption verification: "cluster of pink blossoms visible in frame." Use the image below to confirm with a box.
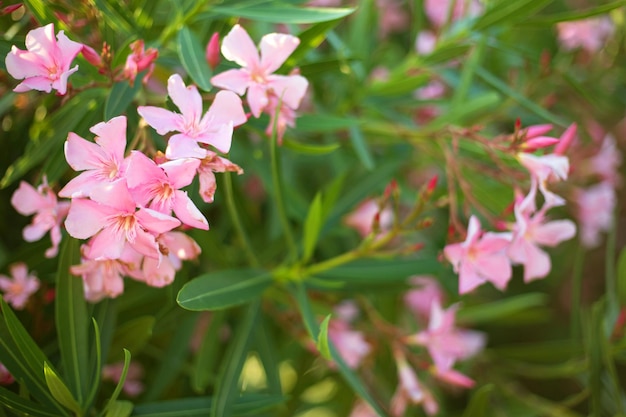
[7,23,308,301]
[445,124,578,293]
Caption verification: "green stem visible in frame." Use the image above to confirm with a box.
[570,244,585,341]
[223,172,259,267]
[606,212,618,314]
[270,129,297,262]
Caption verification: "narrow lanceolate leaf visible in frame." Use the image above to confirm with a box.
[293,283,388,417]
[104,400,133,417]
[302,193,323,263]
[177,27,213,91]
[55,237,89,405]
[349,126,375,171]
[462,384,494,417]
[108,316,155,363]
[104,80,142,120]
[202,5,354,24]
[192,310,227,392]
[283,139,340,155]
[521,0,626,25]
[472,0,553,30]
[43,363,82,416]
[102,349,131,416]
[296,114,361,133]
[317,315,332,360]
[288,18,346,65]
[457,293,549,324]
[177,269,271,311]
[132,394,286,416]
[211,300,261,417]
[617,248,626,306]
[0,385,60,417]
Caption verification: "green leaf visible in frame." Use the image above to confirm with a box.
[192,310,227,392]
[85,318,103,409]
[367,74,430,97]
[177,269,271,311]
[22,0,61,26]
[55,237,89,405]
[43,362,82,416]
[108,316,155,362]
[283,139,340,155]
[317,257,443,285]
[177,27,213,92]
[204,5,354,24]
[463,384,494,417]
[102,349,131,416]
[296,114,361,133]
[292,283,387,416]
[104,81,142,120]
[617,248,626,306]
[254,319,282,396]
[132,394,286,417]
[0,385,60,417]
[90,0,135,38]
[288,18,346,65]
[349,126,374,171]
[302,193,323,263]
[522,0,626,25]
[473,0,553,30]
[211,300,261,417]
[104,400,133,417]
[316,314,332,360]
[429,91,502,129]
[457,293,549,324]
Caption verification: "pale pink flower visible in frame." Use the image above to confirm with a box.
[507,200,576,282]
[328,319,371,369]
[403,276,445,320]
[414,80,446,101]
[433,367,475,388]
[64,180,181,260]
[376,0,409,39]
[348,401,377,417]
[59,116,129,199]
[557,17,614,54]
[123,40,158,85]
[344,198,393,238]
[576,182,615,248]
[590,134,621,186]
[102,362,144,397]
[517,152,570,210]
[0,363,14,385]
[444,216,512,294]
[415,31,437,55]
[126,151,208,230]
[334,300,360,323]
[265,92,296,144]
[138,74,246,158]
[5,23,82,94]
[196,151,244,203]
[424,0,482,29]
[390,352,438,417]
[210,24,308,118]
[11,178,70,258]
[0,263,40,310]
[408,301,485,372]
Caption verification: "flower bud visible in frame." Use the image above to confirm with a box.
[206,32,220,70]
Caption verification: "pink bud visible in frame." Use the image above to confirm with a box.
[520,136,560,152]
[514,117,521,132]
[1,3,23,14]
[523,123,553,139]
[554,123,577,155]
[206,32,220,70]
[426,175,438,193]
[81,44,103,68]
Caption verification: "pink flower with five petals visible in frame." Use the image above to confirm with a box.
[0,263,40,310]
[5,23,82,95]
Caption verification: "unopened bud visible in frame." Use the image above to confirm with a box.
[514,117,521,132]
[81,44,103,68]
[523,123,553,139]
[1,3,22,14]
[520,136,560,152]
[426,175,438,193]
[384,179,398,198]
[206,32,221,70]
[554,123,577,155]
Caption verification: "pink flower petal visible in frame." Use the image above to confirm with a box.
[221,24,260,68]
[267,74,308,110]
[90,116,128,161]
[135,208,181,235]
[167,74,203,123]
[247,82,269,118]
[195,122,234,154]
[210,69,250,96]
[11,181,45,215]
[137,106,181,135]
[202,90,247,128]
[160,158,200,189]
[171,191,208,230]
[259,33,300,73]
[533,219,576,247]
[64,132,110,172]
[65,198,111,240]
[166,134,208,160]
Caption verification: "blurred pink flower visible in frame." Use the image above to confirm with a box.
[590,134,621,186]
[376,0,409,39]
[415,31,437,55]
[576,182,615,248]
[59,116,129,199]
[11,178,69,258]
[424,0,482,29]
[328,319,371,369]
[390,352,438,417]
[126,151,208,230]
[123,40,158,85]
[557,17,614,54]
[517,152,570,210]
[345,198,393,238]
[348,400,377,417]
[5,23,82,94]
[508,200,576,282]
[265,91,296,144]
[403,276,445,320]
[196,151,243,203]
[102,362,144,397]
[211,24,308,118]
[71,249,138,302]
[0,363,14,385]
[0,263,40,310]
[444,216,512,294]
[138,74,246,158]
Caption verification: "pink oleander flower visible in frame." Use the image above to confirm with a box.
[5,23,82,94]
[206,32,221,70]
[126,151,208,230]
[328,319,371,369]
[0,363,14,385]
[138,74,247,158]
[376,0,409,39]
[424,0,482,29]
[123,40,158,85]
[11,178,70,258]
[414,80,446,101]
[576,182,615,248]
[64,180,181,261]
[59,116,129,199]
[403,276,445,320]
[507,197,576,282]
[210,24,308,118]
[408,301,485,373]
[557,17,614,54]
[196,151,244,203]
[0,263,40,310]
[345,198,393,238]
[517,123,560,152]
[415,30,437,55]
[390,352,438,417]
[517,152,570,210]
[265,92,296,144]
[590,134,622,186]
[102,362,144,397]
[444,216,512,294]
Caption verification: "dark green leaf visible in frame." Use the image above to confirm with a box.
[108,316,155,362]
[104,81,142,120]
[617,248,626,306]
[349,126,374,171]
[192,310,227,392]
[283,139,340,155]
[473,0,553,30]
[22,0,60,26]
[522,1,626,25]
[317,257,443,285]
[204,5,354,24]
[254,319,282,396]
[177,269,271,311]
[103,349,131,416]
[177,27,213,92]
[90,0,135,37]
[458,293,549,324]
[367,74,430,97]
[463,384,494,417]
[105,400,133,417]
[132,394,286,417]
[0,385,60,417]
[288,19,346,65]
[296,114,361,133]
[302,193,323,263]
